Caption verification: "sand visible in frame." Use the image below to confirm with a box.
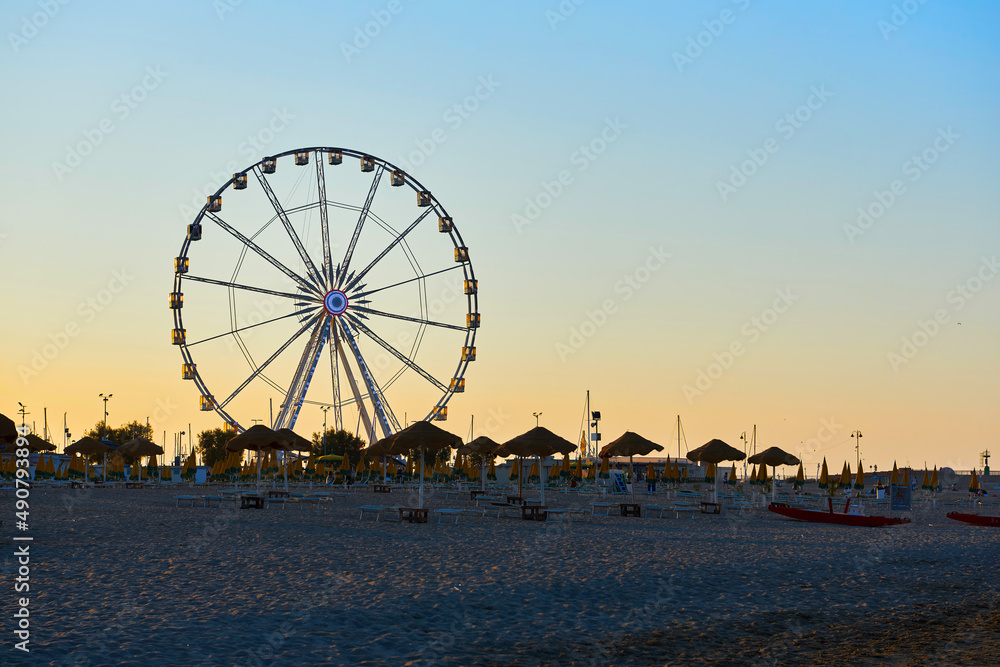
[4,483,997,666]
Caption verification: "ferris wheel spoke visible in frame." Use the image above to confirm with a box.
[346,314,449,393]
[315,153,334,287]
[253,166,326,289]
[205,211,321,295]
[183,274,311,302]
[351,305,468,332]
[343,208,435,292]
[273,318,330,430]
[337,318,394,440]
[217,312,323,410]
[338,166,384,287]
[353,265,464,300]
[186,306,319,348]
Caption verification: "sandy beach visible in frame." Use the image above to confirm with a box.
[4,482,997,667]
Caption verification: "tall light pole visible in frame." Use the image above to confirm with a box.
[851,430,862,469]
[17,402,29,429]
[533,412,542,428]
[320,406,331,455]
[99,393,112,439]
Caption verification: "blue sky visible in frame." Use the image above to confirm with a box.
[2,1,998,471]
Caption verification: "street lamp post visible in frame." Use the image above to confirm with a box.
[99,393,113,439]
[851,430,863,469]
[320,406,331,455]
[532,412,542,428]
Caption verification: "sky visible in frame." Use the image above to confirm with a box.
[1,1,998,474]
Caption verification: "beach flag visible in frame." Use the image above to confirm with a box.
[853,462,865,491]
[969,469,980,493]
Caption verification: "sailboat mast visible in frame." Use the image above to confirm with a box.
[585,390,591,458]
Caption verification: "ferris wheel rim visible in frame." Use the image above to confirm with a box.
[171,146,479,435]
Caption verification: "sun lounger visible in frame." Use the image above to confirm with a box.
[671,504,698,518]
[590,502,616,515]
[174,495,201,507]
[358,506,385,521]
[644,505,669,518]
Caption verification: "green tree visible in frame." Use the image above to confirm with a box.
[311,429,366,464]
[196,428,232,468]
[84,420,154,463]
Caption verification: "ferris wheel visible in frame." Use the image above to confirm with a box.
[169,147,479,442]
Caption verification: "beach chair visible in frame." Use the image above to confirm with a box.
[357,506,385,521]
[174,495,201,507]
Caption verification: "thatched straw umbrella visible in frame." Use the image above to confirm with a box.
[465,436,501,492]
[748,446,801,502]
[65,437,111,482]
[226,425,290,493]
[121,438,164,482]
[502,427,575,505]
[600,432,664,499]
[381,420,462,508]
[687,439,747,503]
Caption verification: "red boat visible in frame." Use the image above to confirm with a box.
[947,512,1000,527]
[768,499,910,527]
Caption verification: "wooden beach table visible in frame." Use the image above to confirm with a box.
[521,505,547,521]
[619,503,641,517]
[399,507,429,523]
[240,495,266,509]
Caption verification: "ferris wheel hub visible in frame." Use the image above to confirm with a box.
[324,289,349,316]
